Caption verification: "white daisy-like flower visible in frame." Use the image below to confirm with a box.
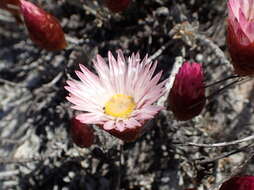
[65,49,166,142]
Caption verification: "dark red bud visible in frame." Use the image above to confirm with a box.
[168,62,206,121]
[220,176,254,190]
[70,117,94,148]
[105,0,131,13]
[227,22,254,76]
[19,0,67,51]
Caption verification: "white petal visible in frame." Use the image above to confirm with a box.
[116,121,125,132]
[103,120,115,130]
[76,113,108,124]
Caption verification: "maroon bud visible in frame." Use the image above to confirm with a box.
[19,0,67,51]
[105,0,131,13]
[70,117,94,148]
[220,176,254,190]
[168,62,206,121]
[227,0,254,76]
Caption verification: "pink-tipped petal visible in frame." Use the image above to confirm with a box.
[125,118,141,129]
[103,120,115,130]
[76,113,108,124]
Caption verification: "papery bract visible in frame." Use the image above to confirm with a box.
[65,50,166,142]
[105,0,131,13]
[70,117,94,148]
[0,0,22,23]
[168,62,206,121]
[107,124,143,142]
[19,0,67,51]
[220,176,254,190]
[227,0,254,76]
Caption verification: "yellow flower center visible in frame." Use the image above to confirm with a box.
[105,94,136,118]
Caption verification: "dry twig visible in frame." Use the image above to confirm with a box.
[177,134,254,148]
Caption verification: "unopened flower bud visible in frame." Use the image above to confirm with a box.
[227,0,254,76]
[220,176,254,190]
[168,62,206,121]
[70,117,94,148]
[19,0,67,51]
[105,0,131,13]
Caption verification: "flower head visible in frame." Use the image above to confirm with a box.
[105,0,131,13]
[65,50,165,142]
[70,117,94,148]
[168,62,206,121]
[19,0,67,51]
[0,0,22,23]
[220,176,254,190]
[227,0,254,76]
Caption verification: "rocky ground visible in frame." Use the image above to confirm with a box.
[1,0,254,189]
